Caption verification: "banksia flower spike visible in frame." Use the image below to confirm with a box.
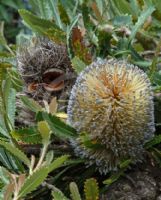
[67,59,155,174]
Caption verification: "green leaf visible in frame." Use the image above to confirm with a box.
[0,140,30,167]
[0,126,8,138]
[45,150,54,165]
[48,155,69,173]
[103,171,123,186]
[129,6,155,43]
[0,55,16,66]
[81,3,93,30]
[1,0,24,10]
[19,9,61,35]
[36,0,53,19]
[119,159,131,169]
[0,148,15,170]
[113,15,132,26]
[47,0,63,29]
[52,188,69,200]
[45,27,66,44]
[69,182,82,200]
[7,68,23,92]
[19,9,55,29]
[38,121,51,144]
[0,22,7,47]
[19,8,66,44]
[132,60,152,68]
[151,148,161,167]
[3,76,16,127]
[0,166,10,184]
[11,127,41,144]
[18,167,48,198]
[84,178,99,200]
[36,112,77,139]
[80,132,105,150]
[71,56,86,74]
[129,0,141,17]
[20,96,42,113]
[58,1,70,25]
[112,0,133,15]
[145,135,161,149]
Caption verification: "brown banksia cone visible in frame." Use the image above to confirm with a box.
[67,59,155,174]
[16,37,76,126]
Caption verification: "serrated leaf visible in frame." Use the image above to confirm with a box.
[81,3,93,30]
[0,166,10,184]
[91,2,102,21]
[7,69,23,92]
[58,1,70,25]
[145,135,161,149]
[36,0,53,19]
[0,148,15,170]
[0,22,7,47]
[0,143,24,172]
[19,9,55,29]
[38,121,50,143]
[80,132,105,150]
[129,6,155,42]
[48,155,69,173]
[45,150,54,165]
[52,188,69,200]
[18,167,48,198]
[4,78,16,127]
[69,182,82,200]
[0,62,11,90]
[84,178,99,200]
[71,56,86,74]
[0,54,16,66]
[0,140,30,167]
[45,27,66,44]
[1,0,24,10]
[66,14,81,59]
[103,170,123,186]
[113,15,132,26]
[119,159,131,169]
[129,0,141,17]
[112,0,133,15]
[11,127,41,144]
[36,112,77,139]
[151,148,161,167]
[47,0,63,29]
[0,62,11,68]
[20,96,42,113]
[71,27,92,64]
[19,9,62,36]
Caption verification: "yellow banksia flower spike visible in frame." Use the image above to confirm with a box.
[67,59,155,174]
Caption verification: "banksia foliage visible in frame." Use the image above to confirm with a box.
[67,59,155,174]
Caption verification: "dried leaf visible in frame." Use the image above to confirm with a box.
[91,2,101,20]
[4,183,14,200]
[72,27,92,65]
[49,97,58,115]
